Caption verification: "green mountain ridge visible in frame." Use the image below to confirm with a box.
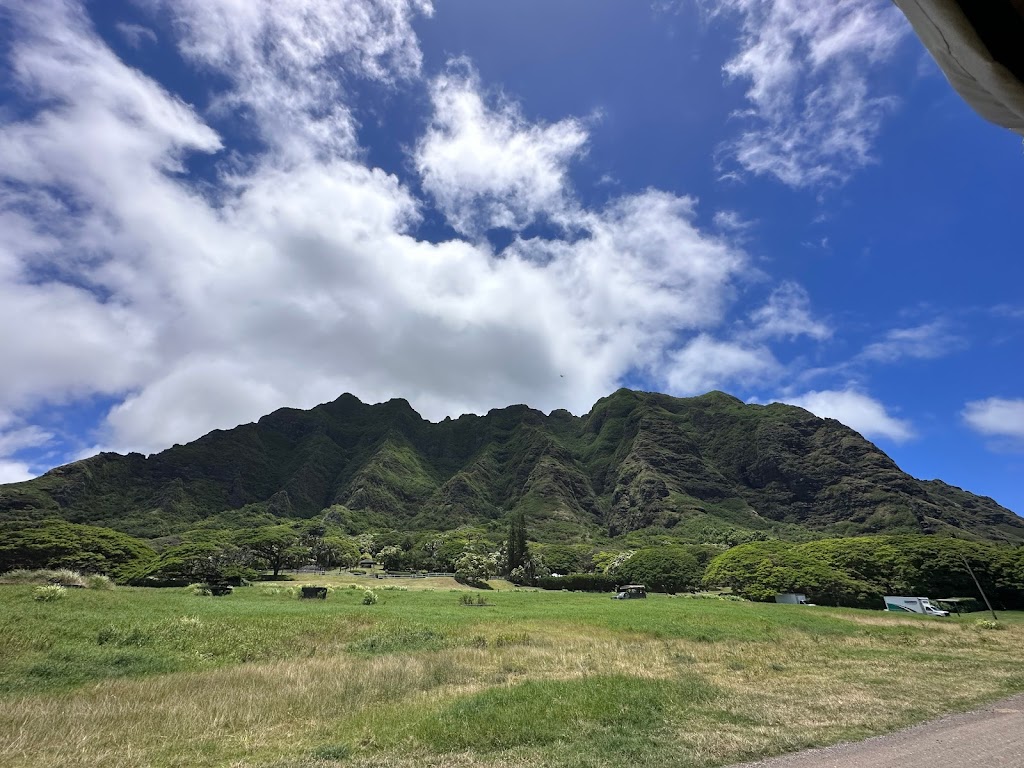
[2,389,1022,543]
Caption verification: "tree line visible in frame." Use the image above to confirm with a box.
[2,518,1021,610]
[703,536,1024,610]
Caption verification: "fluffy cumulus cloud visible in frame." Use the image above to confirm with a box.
[782,389,914,442]
[0,0,776,461]
[415,61,589,237]
[710,0,908,186]
[161,0,433,162]
[962,398,1024,442]
[663,335,779,395]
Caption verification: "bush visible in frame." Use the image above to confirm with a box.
[3,568,86,587]
[32,584,68,602]
[1,568,122,589]
[974,619,1003,631]
[86,574,114,590]
[536,573,618,592]
[362,589,378,605]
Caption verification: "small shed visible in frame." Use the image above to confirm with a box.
[358,556,376,569]
[775,593,808,605]
[935,597,982,614]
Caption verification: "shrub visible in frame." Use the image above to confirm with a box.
[2,568,87,587]
[974,619,1003,631]
[536,573,618,592]
[86,574,115,590]
[32,584,68,602]
[362,589,378,605]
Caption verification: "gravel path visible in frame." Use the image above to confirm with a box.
[728,693,1024,768]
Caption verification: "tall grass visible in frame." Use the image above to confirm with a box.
[0,585,1021,768]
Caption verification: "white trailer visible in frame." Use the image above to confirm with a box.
[883,596,950,617]
[775,593,808,605]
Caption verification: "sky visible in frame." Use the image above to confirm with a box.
[1,0,1022,516]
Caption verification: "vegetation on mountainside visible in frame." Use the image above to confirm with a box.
[1,390,1021,544]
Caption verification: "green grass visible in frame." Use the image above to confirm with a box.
[416,674,715,751]
[1,584,1022,768]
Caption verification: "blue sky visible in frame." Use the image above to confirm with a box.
[1,0,1022,517]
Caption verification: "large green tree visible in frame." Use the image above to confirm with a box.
[0,520,154,578]
[235,526,309,576]
[505,511,529,576]
[613,546,704,594]
[129,540,255,584]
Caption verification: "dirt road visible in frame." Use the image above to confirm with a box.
[729,693,1024,768]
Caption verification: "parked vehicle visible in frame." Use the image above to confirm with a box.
[612,585,647,599]
[883,596,950,617]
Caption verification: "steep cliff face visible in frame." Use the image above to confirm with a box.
[1,389,1021,543]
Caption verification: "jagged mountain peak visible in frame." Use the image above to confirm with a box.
[1,390,1021,543]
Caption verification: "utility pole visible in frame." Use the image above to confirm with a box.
[959,553,998,623]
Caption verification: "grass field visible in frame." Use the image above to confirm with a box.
[1,578,1022,768]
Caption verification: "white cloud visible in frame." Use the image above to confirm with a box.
[712,210,754,233]
[0,419,51,484]
[0,425,53,457]
[746,282,831,341]
[783,389,914,441]
[114,22,156,48]
[161,0,433,162]
[663,335,779,395]
[414,60,589,237]
[962,398,1024,441]
[0,1,762,459]
[710,0,907,186]
[859,320,963,363]
[0,460,35,484]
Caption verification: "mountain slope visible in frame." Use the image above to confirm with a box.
[1,389,1021,543]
